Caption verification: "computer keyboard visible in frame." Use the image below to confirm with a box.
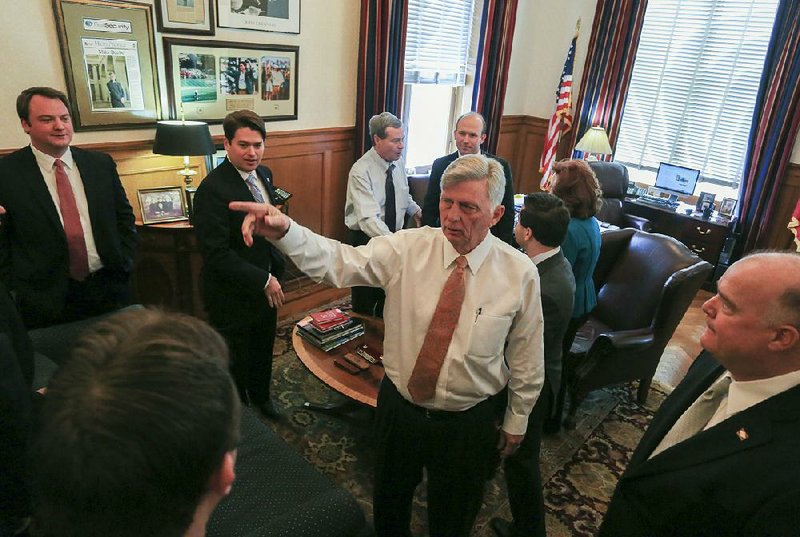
[636,195,679,208]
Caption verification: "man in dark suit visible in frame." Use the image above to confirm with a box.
[0,270,35,537]
[600,251,800,536]
[193,109,285,419]
[492,193,575,537]
[421,112,515,245]
[0,87,136,329]
[106,71,127,108]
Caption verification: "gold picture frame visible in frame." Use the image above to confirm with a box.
[155,0,215,35]
[53,0,162,130]
[138,186,188,224]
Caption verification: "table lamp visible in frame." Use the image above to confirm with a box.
[152,119,216,188]
[574,126,613,160]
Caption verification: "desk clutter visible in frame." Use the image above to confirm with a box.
[296,308,365,352]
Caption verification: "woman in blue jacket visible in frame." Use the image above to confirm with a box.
[550,159,602,348]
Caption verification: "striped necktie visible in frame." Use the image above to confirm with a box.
[245,172,265,203]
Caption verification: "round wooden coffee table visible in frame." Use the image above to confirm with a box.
[292,314,385,409]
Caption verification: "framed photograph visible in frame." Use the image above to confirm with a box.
[52,0,161,130]
[138,187,188,224]
[695,192,716,212]
[217,0,300,34]
[719,197,737,217]
[163,37,298,123]
[155,0,215,35]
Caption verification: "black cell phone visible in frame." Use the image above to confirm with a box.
[273,187,293,204]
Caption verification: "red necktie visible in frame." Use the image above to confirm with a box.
[54,159,90,281]
[407,255,468,402]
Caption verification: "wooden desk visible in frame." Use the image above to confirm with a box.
[292,314,385,408]
[624,198,733,273]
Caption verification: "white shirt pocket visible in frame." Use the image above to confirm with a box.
[467,312,512,357]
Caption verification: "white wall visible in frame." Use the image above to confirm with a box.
[0,0,359,149]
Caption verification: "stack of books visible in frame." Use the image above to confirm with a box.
[296,308,364,352]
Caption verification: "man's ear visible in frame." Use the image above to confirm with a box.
[491,204,505,227]
[21,119,31,134]
[768,324,800,353]
[208,449,237,497]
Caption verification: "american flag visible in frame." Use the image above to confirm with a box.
[539,36,577,190]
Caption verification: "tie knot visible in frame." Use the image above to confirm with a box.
[387,164,395,173]
[455,256,467,269]
[54,159,64,170]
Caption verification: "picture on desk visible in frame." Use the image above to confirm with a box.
[695,191,716,212]
[719,197,737,217]
[138,186,188,224]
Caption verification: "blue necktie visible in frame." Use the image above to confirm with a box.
[385,164,396,232]
[245,173,265,203]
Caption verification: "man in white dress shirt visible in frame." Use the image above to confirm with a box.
[344,111,421,316]
[231,153,544,537]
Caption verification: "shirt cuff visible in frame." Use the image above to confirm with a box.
[502,408,529,436]
[263,273,273,289]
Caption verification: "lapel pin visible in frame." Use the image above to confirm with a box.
[736,428,749,441]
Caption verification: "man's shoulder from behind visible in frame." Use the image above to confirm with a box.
[432,151,459,170]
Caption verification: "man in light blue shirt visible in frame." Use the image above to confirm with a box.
[344,112,421,316]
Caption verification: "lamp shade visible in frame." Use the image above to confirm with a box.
[574,126,613,156]
[153,120,216,156]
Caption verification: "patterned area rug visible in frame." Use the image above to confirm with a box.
[263,314,670,536]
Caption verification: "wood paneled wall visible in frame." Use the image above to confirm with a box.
[763,163,800,250]
[496,115,549,195]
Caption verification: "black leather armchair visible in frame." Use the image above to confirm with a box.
[590,161,652,231]
[559,228,712,428]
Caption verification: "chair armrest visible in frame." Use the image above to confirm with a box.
[595,328,655,353]
[623,214,653,232]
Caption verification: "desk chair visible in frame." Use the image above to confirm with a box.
[590,161,652,231]
[558,228,712,428]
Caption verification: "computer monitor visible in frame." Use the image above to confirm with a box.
[654,162,700,196]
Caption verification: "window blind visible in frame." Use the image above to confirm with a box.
[404,0,475,86]
[615,0,778,187]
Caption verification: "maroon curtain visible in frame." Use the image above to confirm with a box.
[471,0,518,155]
[735,1,800,256]
[355,0,408,157]
[569,0,649,158]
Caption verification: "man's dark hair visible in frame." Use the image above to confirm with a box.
[519,192,571,247]
[16,87,70,121]
[30,309,240,537]
[551,159,602,219]
[223,109,266,142]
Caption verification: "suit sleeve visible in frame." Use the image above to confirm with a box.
[490,158,515,245]
[193,174,272,295]
[422,160,445,227]
[107,156,136,271]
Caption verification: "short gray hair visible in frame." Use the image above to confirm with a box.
[369,112,403,140]
[441,154,505,208]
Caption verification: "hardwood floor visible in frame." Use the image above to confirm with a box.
[653,289,713,389]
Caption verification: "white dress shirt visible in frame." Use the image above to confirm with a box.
[276,223,545,435]
[344,147,421,237]
[706,368,800,429]
[30,144,103,272]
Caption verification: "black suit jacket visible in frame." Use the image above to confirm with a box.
[536,252,575,406]
[421,151,515,245]
[0,146,136,327]
[600,351,800,536]
[193,160,285,326]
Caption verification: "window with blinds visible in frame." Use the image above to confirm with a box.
[404,0,475,86]
[615,0,779,189]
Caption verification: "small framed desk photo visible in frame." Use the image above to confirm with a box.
[719,197,737,218]
[138,186,188,224]
[696,192,716,212]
